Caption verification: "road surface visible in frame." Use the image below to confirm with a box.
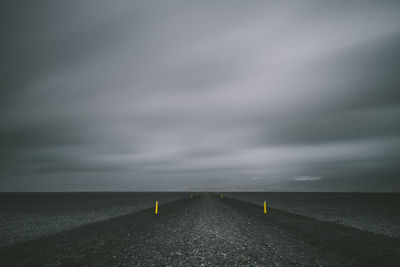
[1,194,399,266]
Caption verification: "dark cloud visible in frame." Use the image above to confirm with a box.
[1,0,400,191]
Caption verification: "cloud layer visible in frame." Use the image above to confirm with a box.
[1,0,400,191]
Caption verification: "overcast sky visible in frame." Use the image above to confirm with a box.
[1,0,400,191]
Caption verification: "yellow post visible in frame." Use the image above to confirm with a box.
[264,201,267,214]
[221,194,223,199]
[155,201,158,214]
[190,194,193,199]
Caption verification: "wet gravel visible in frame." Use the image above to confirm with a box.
[1,194,399,266]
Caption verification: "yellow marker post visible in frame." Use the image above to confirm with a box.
[155,201,158,214]
[221,194,223,199]
[264,201,267,214]
[190,194,193,199]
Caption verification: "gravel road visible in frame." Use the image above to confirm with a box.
[1,194,399,266]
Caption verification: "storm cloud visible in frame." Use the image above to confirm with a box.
[1,0,400,191]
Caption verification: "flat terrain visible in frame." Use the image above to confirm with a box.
[0,192,186,247]
[1,194,399,266]
[225,192,400,238]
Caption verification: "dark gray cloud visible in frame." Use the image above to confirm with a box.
[1,0,400,191]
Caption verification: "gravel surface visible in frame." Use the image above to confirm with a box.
[0,192,186,247]
[224,192,400,238]
[1,194,399,266]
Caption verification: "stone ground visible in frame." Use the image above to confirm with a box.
[1,193,399,266]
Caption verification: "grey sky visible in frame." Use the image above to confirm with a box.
[1,0,400,191]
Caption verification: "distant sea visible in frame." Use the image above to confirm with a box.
[225,192,400,238]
